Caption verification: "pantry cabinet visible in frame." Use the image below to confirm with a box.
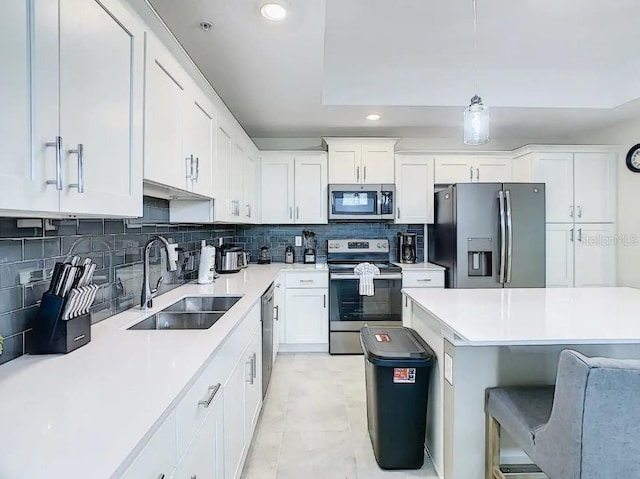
[0,0,144,217]
[395,154,435,224]
[261,152,328,224]
[434,156,512,184]
[325,138,398,184]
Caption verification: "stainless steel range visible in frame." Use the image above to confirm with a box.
[328,239,402,355]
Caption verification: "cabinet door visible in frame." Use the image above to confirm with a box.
[361,144,394,183]
[395,156,435,224]
[475,158,512,183]
[273,279,284,358]
[215,123,233,222]
[574,153,616,224]
[294,154,328,224]
[223,356,246,479]
[434,158,475,184]
[574,224,616,287]
[284,288,328,344]
[59,0,144,216]
[174,391,224,479]
[1,1,59,212]
[533,153,574,223]
[145,38,186,191]
[243,155,257,222]
[328,146,360,183]
[230,143,245,220]
[545,224,575,288]
[184,93,215,198]
[244,328,262,441]
[261,156,295,224]
[121,411,177,479]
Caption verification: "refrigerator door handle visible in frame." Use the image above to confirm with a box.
[498,191,506,284]
[505,189,513,284]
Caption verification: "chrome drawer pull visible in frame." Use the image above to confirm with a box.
[68,144,84,193]
[198,383,221,408]
[45,136,63,190]
[417,279,432,282]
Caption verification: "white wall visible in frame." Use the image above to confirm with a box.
[572,118,640,288]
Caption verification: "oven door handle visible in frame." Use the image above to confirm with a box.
[330,273,403,281]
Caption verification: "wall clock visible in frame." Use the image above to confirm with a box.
[626,144,640,172]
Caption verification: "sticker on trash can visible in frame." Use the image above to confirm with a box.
[393,368,416,383]
[375,334,391,342]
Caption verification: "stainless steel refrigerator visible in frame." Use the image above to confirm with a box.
[429,183,545,288]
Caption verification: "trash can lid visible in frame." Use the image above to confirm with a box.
[360,325,434,366]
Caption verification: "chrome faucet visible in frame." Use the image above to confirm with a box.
[141,235,177,309]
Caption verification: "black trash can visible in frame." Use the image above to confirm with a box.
[360,325,435,470]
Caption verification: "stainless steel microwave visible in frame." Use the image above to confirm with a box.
[328,184,395,221]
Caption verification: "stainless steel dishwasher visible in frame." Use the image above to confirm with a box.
[261,283,275,397]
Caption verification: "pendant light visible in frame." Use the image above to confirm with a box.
[464,0,490,145]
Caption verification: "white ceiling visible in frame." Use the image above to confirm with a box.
[147,0,640,143]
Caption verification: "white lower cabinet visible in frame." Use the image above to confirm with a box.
[121,411,177,479]
[546,223,616,287]
[174,390,224,479]
[273,277,285,360]
[244,329,263,440]
[284,288,328,345]
[223,353,247,479]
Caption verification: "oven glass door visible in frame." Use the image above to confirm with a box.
[330,278,401,323]
[330,190,379,217]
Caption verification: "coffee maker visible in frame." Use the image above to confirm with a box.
[397,232,417,264]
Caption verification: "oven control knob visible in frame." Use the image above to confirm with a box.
[377,242,384,249]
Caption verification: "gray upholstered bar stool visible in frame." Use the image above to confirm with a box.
[485,349,640,479]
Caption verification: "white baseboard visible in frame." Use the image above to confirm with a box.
[278,343,329,353]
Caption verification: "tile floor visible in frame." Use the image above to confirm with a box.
[241,353,438,479]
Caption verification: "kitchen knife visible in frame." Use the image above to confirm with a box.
[48,263,65,295]
[61,266,77,298]
[54,265,70,296]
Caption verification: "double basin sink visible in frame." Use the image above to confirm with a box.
[128,296,242,330]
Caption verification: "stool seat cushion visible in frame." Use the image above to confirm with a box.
[486,386,554,456]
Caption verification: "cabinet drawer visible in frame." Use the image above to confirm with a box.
[176,353,225,460]
[285,272,328,289]
[121,410,176,479]
[402,271,444,288]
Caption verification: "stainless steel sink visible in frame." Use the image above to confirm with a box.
[128,312,224,330]
[161,296,241,313]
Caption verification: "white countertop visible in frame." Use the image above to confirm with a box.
[404,287,640,346]
[394,261,446,271]
[0,263,326,479]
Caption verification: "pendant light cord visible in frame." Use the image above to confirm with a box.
[473,0,478,95]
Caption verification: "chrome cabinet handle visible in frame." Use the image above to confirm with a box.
[397,208,400,219]
[158,475,165,479]
[45,136,63,190]
[569,205,574,218]
[364,166,367,181]
[191,475,197,479]
[323,294,326,308]
[356,166,360,181]
[577,205,582,218]
[252,353,257,379]
[470,166,473,181]
[417,278,432,282]
[570,228,574,242]
[68,144,84,193]
[246,357,254,384]
[274,304,279,321]
[289,206,293,219]
[195,157,199,182]
[198,383,221,408]
[405,295,408,307]
[476,167,480,181]
[296,207,300,219]
[299,279,315,283]
[186,155,193,180]
[578,228,582,242]
[246,204,251,218]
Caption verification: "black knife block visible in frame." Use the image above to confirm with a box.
[26,293,91,355]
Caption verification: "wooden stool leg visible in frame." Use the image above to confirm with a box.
[486,414,502,479]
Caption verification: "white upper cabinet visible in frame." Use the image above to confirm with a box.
[573,153,616,224]
[215,121,233,222]
[434,156,512,184]
[325,138,398,184]
[231,143,245,219]
[261,156,295,223]
[183,88,215,198]
[514,148,617,224]
[395,154,435,224]
[243,154,257,222]
[0,1,57,212]
[58,0,144,216]
[294,154,328,224]
[261,152,328,224]
[1,0,144,217]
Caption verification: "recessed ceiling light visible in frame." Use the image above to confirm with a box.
[366,114,381,121]
[199,21,213,32]
[260,3,288,21]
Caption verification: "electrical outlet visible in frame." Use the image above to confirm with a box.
[218,237,224,246]
[295,236,302,247]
